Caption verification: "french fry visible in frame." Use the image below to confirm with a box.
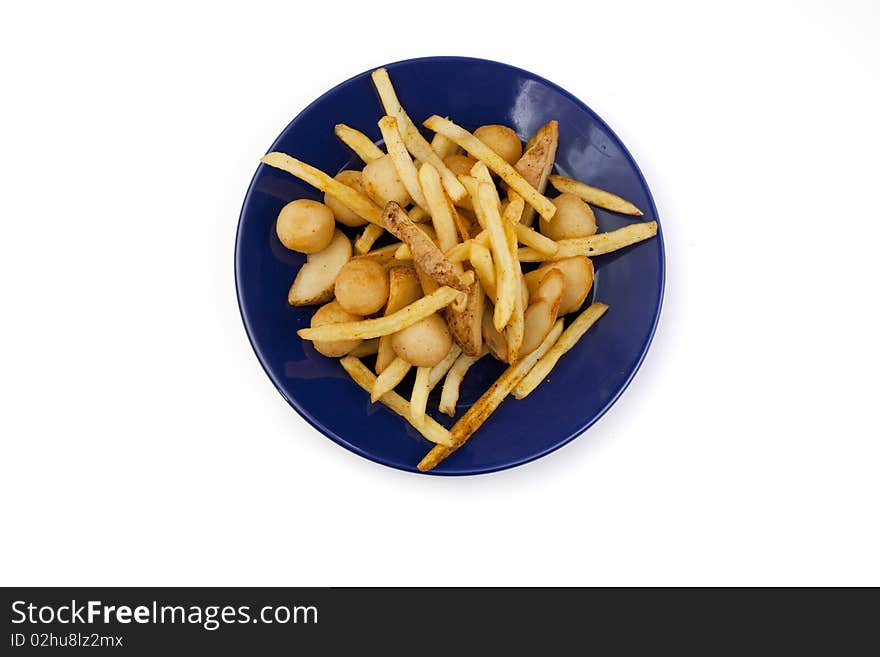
[513,302,609,399]
[423,115,556,220]
[340,357,453,447]
[371,68,466,202]
[449,202,471,241]
[518,222,658,262]
[371,356,412,402]
[354,223,385,254]
[334,123,384,163]
[417,320,564,471]
[409,366,431,428]
[446,241,471,263]
[439,350,486,416]
[428,345,463,388]
[431,131,458,159]
[261,152,383,226]
[503,192,525,224]
[514,223,559,256]
[298,286,460,341]
[347,338,380,358]
[457,175,486,229]
[469,242,497,300]
[408,206,429,223]
[383,202,473,291]
[378,116,428,210]
[376,265,422,373]
[478,183,516,331]
[419,163,458,252]
[516,121,558,226]
[352,242,405,266]
[505,220,524,362]
[549,175,643,216]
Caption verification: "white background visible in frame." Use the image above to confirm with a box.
[1,1,878,586]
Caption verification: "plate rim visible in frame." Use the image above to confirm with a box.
[234,55,665,476]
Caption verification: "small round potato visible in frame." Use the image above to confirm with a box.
[310,301,363,357]
[391,313,452,367]
[474,125,522,165]
[276,199,335,253]
[540,193,597,241]
[527,256,594,315]
[334,259,389,316]
[443,154,478,177]
[362,154,412,208]
[324,170,368,227]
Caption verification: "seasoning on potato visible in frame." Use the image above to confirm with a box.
[276,199,335,253]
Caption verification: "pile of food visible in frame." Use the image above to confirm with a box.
[261,67,657,472]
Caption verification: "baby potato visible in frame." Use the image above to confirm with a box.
[540,193,597,241]
[276,199,335,253]
[443,154,478,177]
[391,313,452,367]
[324,170,368,227]
[520,299,559,356]
[334,258,390,316]
[526,256,595,315]
[310,300,363,357]
[362,154,412,208]
[474,125,523,165]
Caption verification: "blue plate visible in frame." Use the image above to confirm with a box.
[235,56,664,475]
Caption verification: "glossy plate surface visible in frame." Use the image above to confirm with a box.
[235,56,664,475]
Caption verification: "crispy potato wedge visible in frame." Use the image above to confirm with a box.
[371,356,412,402]
[376,266,422,373]
[261,153,383,226]
[424,116,556,220]
[482,307,509,363]
[549,175,643,216]
[417,320,564,471]
[383,202,472,291]
[334,123,384,163]
[515,121,558,225]
[446,271,484,357]
[354,223,385,255]
[370,69,466,202]
[521,297,561,357]
[298,286,460,341]
[518,222,658,262]
[514,302,609,399]
[439,349,486,416]
[340,357,453,446]
[378,115,428,210]
[287,229,352,306]
[524,256,594,315]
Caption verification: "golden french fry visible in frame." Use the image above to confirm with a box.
[518,222,658,262]
[469,242,496,300]
[409,366,431,428]
[439,350,486,416]
[371,356,413,402]
[378,116,428,210]
[347,338,379,358]
[383,202,472,291]
[429,345,463,388]
[514,303,609,399]
[351,241,405,266]
[431,131,458,159]
[418,163,458,252]
[370,69,466,202]
[516,121,558,226]
[446,241,470,263]
[549,175,643,216]
[334,124,384,163]
[408,206,429,223]
[503,192,525,224]
[340,357,453,446]
[505,221,524,362]
[423,115,556,220]
[354,223,385,254]
[477,183,516,331]
[417,320,564,471]
[298,286,460,341]
[261,153,383,226]
[514,223,558,256]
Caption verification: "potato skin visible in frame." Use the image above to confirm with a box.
[540,193,597,241]
[474,125,522,166]
[362,154,412,207]
[334,259,389,316]
[276,199,335,253]
[391,313,452,367]
[310,301,363,357]
[324,170,368,227]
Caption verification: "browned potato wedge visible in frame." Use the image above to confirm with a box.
[287,229,352,306]
[514,121,558,226]
[520,297,561,357]
[531,268,565,305]
[525,256,594,315]
[446,272,484,356]
[481,306,509,363]
[376,266,422,373]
